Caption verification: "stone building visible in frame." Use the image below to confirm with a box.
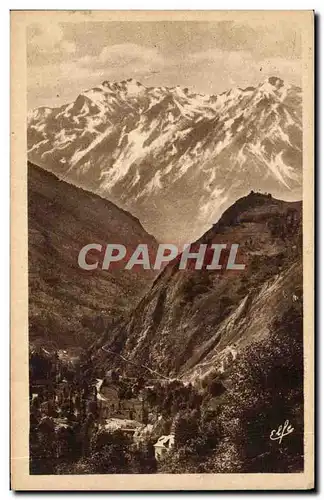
[153,434,175,460]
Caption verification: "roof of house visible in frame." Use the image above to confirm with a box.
[154,434,175,448]
[103,418,143,432]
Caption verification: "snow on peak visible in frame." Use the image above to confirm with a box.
[256,77,291,101]
[124,79,146,95]
[268,76,285,88]
[126,78,143,86]
[28,106,53,123]
[28,75,301,236]
[101,79,145,94]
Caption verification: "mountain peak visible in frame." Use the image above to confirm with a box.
[254,76,294,102]
[268,76,285,87]
[101,78,145,91]
[126,77,143,85]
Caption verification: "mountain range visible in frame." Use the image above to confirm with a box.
[27,74,305,475]
[27,77,302,245]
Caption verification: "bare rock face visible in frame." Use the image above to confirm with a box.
[28,161,158,348]
[101,193,302,381]
[28,78,302,245]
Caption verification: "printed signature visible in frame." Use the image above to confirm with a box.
[270,420,294,444]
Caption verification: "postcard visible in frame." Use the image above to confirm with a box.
[11,10,314,490]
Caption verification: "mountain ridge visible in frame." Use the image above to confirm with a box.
[28,161,158,349]
[97,191,302,381]
[28,76,302,245]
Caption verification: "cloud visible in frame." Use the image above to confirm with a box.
[186,48,301,91]
[60,40,76,54]
[74,43,167,80]
[99,43,163,67]
[189,48,253,66]
[69,43,167,84]
[27,26,301,110]
[28,23,76,56]
[29,23,63,50]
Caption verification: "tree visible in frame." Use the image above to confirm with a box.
[215,304,304,473]
[174,410,199,449]
[129,441,157,473]
[30,417,56,474]
[88,430,132,473]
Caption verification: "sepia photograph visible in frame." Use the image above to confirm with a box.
[10,10,314,490]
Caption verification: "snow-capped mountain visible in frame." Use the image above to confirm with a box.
[28,77,302,244]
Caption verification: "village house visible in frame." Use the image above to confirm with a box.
[97,385,119,422]
[96,378,145,424]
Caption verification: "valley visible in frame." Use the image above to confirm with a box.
[27,77,304,475]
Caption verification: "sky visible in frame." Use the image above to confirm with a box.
[27,19,302,110]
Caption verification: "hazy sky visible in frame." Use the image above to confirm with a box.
[27,19,302,110]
